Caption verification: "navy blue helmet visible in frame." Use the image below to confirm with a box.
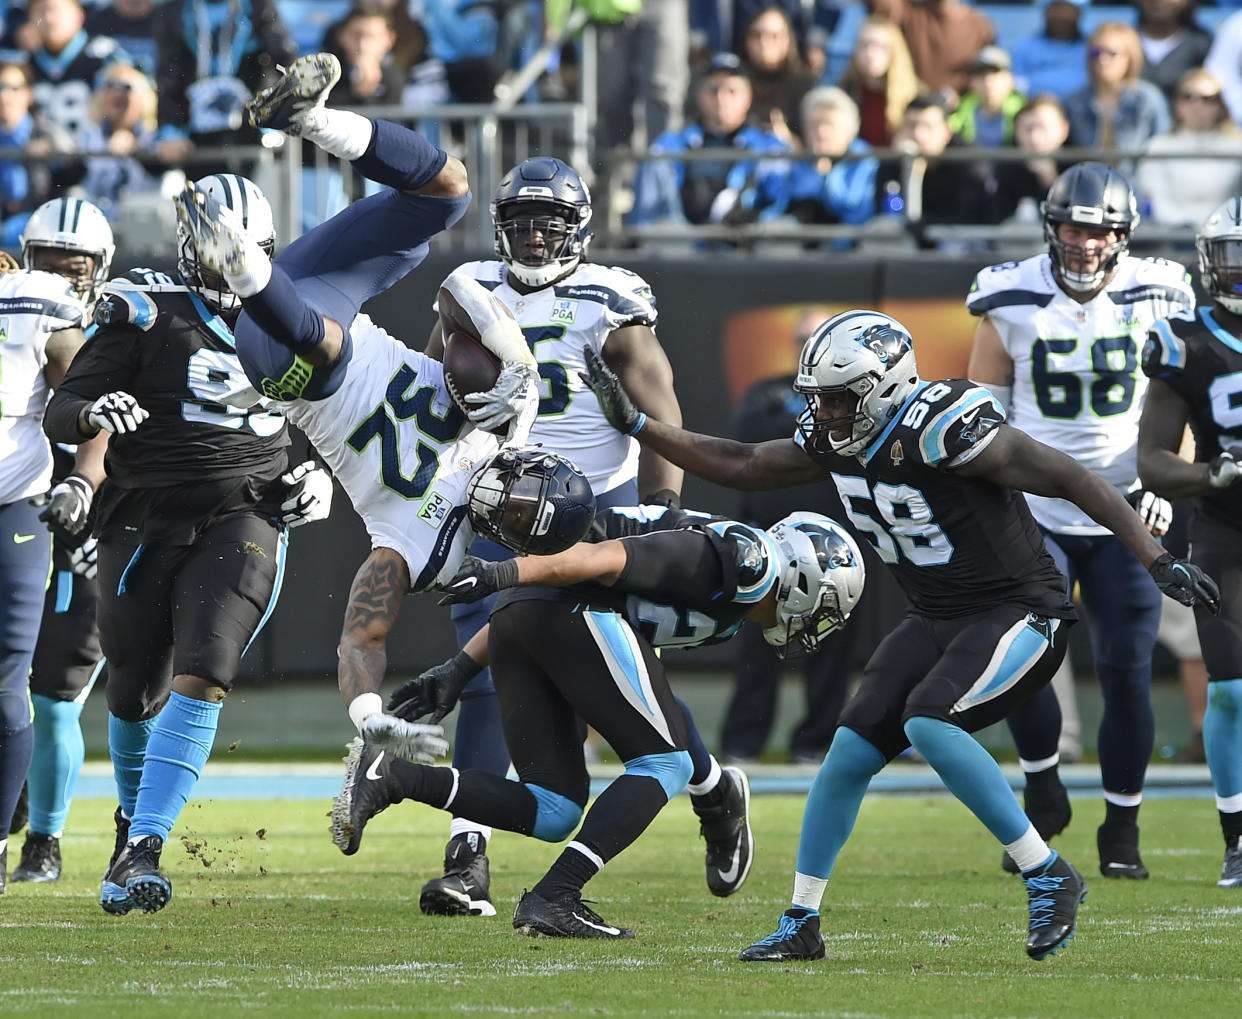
[491,157,593,288]
[467,447,596,555]
[1041,161,1138,292]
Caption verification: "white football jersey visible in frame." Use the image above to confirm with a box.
[440,260,659,495]
[0,270,85,505]
[276,314,497,591]
[967,253,1194,534]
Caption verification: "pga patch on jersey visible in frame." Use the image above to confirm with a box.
[418,489,453,528]
[550,299,578,324]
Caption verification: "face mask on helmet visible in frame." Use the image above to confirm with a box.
[20,197,115,306]
[467,447,597,555]
[1197,197,1242,315]
[177,173,275,312]
[491,158,592,288]
[761,512,865,657]
[1042,161,1138,293]
[794,311,919,458]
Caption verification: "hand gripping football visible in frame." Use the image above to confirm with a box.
[443,330,502,417]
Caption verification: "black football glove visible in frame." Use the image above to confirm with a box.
[386,651,484,725]
[36,472,93,536]
[1124,488,1172,537]
[1148,552,1220,614]
[437,556,520,605]
[578,346,644,435]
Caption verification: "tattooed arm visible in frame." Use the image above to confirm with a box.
[338,548,449,763]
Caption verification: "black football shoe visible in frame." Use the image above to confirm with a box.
[331,738,406,856]
[101,835,171,915]
[512,888,634,939]
[1097,820,1149,880]
[420,833,496,916]
[739,908,826,962]
[11,831,60,883]
[1023,851,1087,960]
[691,765,753,897]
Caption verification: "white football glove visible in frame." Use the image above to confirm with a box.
[68,536,98,580]
[280,461,334,527]
[1208,447,1242,489]
[359,712,449,765]
[1125,489,1172,537]
[39,473,93,535]
[87,391,148,435]
[465,363,539,437]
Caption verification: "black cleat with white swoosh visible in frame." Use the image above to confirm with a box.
[513,888,635,939]
[692,765,753,896]
[331,737,406,855]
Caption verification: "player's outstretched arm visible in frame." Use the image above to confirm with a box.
[438,541,630,605]
[581,345,821,491]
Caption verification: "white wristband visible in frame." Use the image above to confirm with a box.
[348,692,384,734]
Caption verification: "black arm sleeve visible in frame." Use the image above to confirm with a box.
[44,328,140,443]
[613,530,730,611]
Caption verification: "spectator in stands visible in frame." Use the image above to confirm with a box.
[773,86,877,229]
[721,306,860,765]
[690,0,839,79]
[1010,0,1088,103]
[330,0,429,81]
[323,5,406,106]
[948,44,1024,147]
[864,0,993,103]
[151,0,296,171]
[739,5,819,148]
[1063,22,1170,155]
[0,58,75,246]
[1136,67,1242,226]
[988,93,1072,224]
[1204,8,1242,126]
[627,52,790,229]
[1136,0,1211,106]
[85,0,158,78]
[73,62,166,220]
[25,0,130,137]
[837,15,922,148]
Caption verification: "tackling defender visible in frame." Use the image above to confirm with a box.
[582,309,1218,962]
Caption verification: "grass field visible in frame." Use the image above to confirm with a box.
[4,791,1240,1018]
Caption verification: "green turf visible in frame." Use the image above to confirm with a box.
[3,793,1239,1017]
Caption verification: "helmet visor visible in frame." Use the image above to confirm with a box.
[1204,238,1242,299]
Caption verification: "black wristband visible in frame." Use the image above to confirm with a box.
[450,649,484,683]
[494,558,521,590]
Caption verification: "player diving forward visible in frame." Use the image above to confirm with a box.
[332,501,865,938]
[582,310,1219,962]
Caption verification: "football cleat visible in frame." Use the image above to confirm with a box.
[11,831,61,883]
[106,805,130,875]
[691,765,753,896]
[1097,820,1149,880]
[420,834,496,916]
[331,737,405,856]
[1023,851,1087,960]
[512,888,634,939]
[739,907,826,962]
[1218,839,1242,888]
[246,52,341,134]
[173,184,247,278]
[101,835,171,915]
[1003,773,1073,874]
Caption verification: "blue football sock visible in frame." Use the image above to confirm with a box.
[905,715,1029,843]
[129,692,221,842]
[0,722,33,835]
[29,694,86,835]
[353,119,447,191]
[108,713,157,816]
[795,726,886,878]
[674,695,714,786]
[1204,678,1242,800]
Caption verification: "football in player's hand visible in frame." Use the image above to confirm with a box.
[443,330,501,417]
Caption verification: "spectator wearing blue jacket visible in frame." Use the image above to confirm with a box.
[627,52,791,227]
[774,85,876,229]
[1010,0,1088,103]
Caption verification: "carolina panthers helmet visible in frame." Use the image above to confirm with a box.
[491,157,593,288]
[177,173,275,312]
[1197,197,1242,316]
[763,512,865,656]
[794,310,920,458]
[467,446,597,555]
[1042,161,1139,293]
[20,197,115,305]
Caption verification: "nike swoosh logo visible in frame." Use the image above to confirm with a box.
[572,911,622,936]
[365,751,386,781]
[718,842,743,885]
[456,577,478,591]
[960,408,980,426]
[13,534,35,544]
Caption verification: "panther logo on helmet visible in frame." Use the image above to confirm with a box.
[491,158,593,289]
[466,446,596,555]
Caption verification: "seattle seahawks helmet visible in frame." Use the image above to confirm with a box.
[20,197,115,305]
[491,157,593,288]
[1042,161,1138,293]
[177,173,275,312]
[763,512,865,656]
[467,447,596,555]
[1197,197,1242,315]
[794,310,920,458]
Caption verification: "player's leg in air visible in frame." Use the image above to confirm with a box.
[10,536,103,883]
[741,607,1087,963]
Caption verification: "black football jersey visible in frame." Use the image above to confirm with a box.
[51,268,289,491]
[797,378,1073,620]
[496,505,779,649]
[29,34,129,136]
[1143,307,1242,529]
